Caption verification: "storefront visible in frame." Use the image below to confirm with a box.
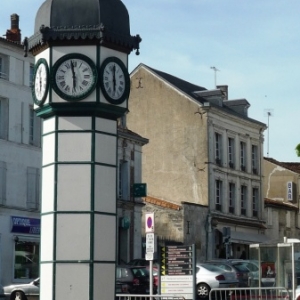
[10,215,40,282]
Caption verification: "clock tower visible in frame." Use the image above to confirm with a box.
[25,0,141,299]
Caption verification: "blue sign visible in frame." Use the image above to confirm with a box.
[11,216,40,235]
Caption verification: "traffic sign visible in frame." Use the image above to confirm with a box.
[145,212,154,233]
[146,232,155,253]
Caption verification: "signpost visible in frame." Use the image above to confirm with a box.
[160,245,196,300]
[145,212,155,297]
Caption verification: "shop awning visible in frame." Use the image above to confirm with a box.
[230,231,268,244]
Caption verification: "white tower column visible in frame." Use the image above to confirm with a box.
[40,115,117,300]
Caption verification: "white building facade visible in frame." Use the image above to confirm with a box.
[0,15,41,285]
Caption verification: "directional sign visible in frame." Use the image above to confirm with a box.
[160,245,195,300]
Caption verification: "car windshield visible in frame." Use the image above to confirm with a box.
[131,268,149,277]
[232,263,250,272]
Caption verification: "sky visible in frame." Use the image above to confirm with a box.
[0,0,299,162]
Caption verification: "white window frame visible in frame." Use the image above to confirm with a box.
[228,137,235,168]
[252,145,258,174]
[252,187,259,217]
[229,182,235,211]
[241,185,247,215]
[216,179,222,207]
[27,167,40,210]
[215,132,222,165]
[240,141,246,171]
[0,54,8,80]
[0,161,7,205]
[29,106,41,147]
[0,97,9,140]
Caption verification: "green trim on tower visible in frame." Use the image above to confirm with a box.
[35,102,127,120]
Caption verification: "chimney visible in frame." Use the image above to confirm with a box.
[5,14,21,43]
[217,85,228,101]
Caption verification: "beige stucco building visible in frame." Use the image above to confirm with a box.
[263,157,300,242]
[127,64,268,261]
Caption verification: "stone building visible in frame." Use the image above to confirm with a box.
[127,64,268,261]
[117,123,149,264]
[263,157,300,242]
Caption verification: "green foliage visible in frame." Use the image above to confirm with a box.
[296,144,300,157]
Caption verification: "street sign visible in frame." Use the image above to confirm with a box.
[145,252,154,261]
[145,212,154,233]
[146,232,155,253]
[133,183,147,197]
[159,245,196,300]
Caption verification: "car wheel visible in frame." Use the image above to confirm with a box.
[197,283,210,299]
[11,291,27,300]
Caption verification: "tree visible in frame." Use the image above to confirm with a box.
[296,144,300,157]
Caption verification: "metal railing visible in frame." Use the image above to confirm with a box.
[209,287,290,300]
[116,295,185,300]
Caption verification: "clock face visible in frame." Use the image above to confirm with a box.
[52,53,98,101]
[32,58,49,106]
[100,57,130,105]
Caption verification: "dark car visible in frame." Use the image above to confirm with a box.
[116,265,155,295]
[127,258,159,268]
[127,259,159,290]
[206,260,251,287]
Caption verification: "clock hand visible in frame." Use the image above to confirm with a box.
[38,69,42,92]
[71,60,76,91]
[112,64,116,92]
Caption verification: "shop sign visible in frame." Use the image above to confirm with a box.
[11,216,40,235]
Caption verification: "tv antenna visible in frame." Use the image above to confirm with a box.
[264,108,274,157]
[210,66,220,88]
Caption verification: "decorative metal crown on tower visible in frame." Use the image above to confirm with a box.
[24,0,141,56]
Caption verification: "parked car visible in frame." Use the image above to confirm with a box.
[206,260,251,287]
[2,278,39,300]
[127,258,159,268]
[196,263,239,299]
[127,258,159,291]
[116,265,156,295]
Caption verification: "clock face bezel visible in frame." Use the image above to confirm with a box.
[99,56,130,105]
[32,58,49,106]
[51,53,98,101]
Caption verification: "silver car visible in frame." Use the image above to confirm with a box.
[2,278,39,300]
[196,263,239,299]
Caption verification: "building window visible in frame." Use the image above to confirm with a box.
[215,132,222,165]
[241,185,247,215]
[229,182,235,213]
[286,211,291,228]
[14,239,39,279]
[0,97,9,140]
[29,106,41,147]
[0,161,7,204]
[0,54,9,80]
[252,187,259,217]
[267,207,273,226]
[27,167,40,210]
[118,160,129,200]
[240,141,246,171]
[228,137,235,169]
[252,145,258,174]
[215,179,222,210]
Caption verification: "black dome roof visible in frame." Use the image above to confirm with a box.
[26,0,141,54]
